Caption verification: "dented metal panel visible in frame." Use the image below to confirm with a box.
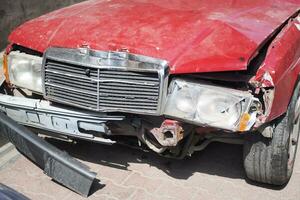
[251,14,300,122]
[8,0,300,74]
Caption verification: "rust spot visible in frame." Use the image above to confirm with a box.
[149,120,184,147]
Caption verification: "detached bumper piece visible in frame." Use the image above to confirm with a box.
[0,112,97,197]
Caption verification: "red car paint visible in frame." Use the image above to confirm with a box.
[9,0,300,74]
[7,0,300,125]
[253,16,300,121]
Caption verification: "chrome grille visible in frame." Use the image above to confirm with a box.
[44,60,98,109]
[43,48,168,115]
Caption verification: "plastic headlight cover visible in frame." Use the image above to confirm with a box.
[7,51,43,93]
[164,79,257,131]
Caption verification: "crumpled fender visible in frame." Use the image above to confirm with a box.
[250,15,300,122]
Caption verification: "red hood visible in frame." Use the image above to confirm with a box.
[9,0,300,74]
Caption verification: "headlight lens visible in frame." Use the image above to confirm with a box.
[164,78,259,131]
[7,51,43,93]
[195,90,243,126]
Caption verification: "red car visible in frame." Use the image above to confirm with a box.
[1,0,300,186]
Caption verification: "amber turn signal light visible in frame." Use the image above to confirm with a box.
[238,113,251,132]
[2,53,10,83]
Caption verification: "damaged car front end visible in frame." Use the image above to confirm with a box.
[1,46,262,158]
[1,0,300,189]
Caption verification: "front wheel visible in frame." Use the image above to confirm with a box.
[243,81,300,185]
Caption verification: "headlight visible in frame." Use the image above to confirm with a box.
[164,78,259,131]
[6,51,43,93]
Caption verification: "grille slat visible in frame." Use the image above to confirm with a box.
[49,96,98,109]
[99,85,159,94]
[99,82,159,89]
[46,93,97,107]
[99,103,157,110]
[46,64,98,77]
[99,73,159,82]
[45,83,98,95]
[46,78,97,92]
[47,94,98,108]
[99,96,158,104]
[46,61,98,76]
[100,70,158,78]
[46,86,97,101]
[98,92,158,99]
[46,70,94,81]
[44,57,162,114]
[45,74,97,88]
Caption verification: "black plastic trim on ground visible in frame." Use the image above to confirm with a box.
[0,183,29,200]
[0,112,97,197]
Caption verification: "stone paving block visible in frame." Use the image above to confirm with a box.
[123,172,164,193]
[155,181,198,200]
[97,165,133,185]
[131,189,176,200]
[93,179,136,200]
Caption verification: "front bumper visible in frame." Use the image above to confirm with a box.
[0,95,125,143]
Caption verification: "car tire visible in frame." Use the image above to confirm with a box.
[243,80,300,185]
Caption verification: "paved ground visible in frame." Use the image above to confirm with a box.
[0,139,300,200]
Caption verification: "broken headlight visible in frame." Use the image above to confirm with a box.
[6,51,43,93]
[164,78,260,131]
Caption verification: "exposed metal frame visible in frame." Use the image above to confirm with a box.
[42,47,169,116]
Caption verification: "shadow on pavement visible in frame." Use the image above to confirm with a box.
[46,138,245,179]
[45,138,285,191]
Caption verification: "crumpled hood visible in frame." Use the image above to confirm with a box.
[9,0,300,74]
